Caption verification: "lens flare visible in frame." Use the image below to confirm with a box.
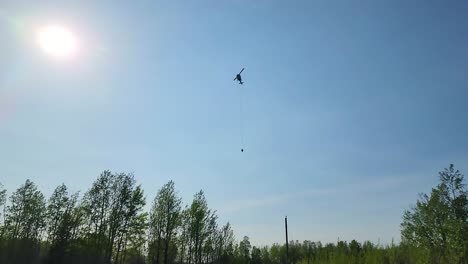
[37,25,77,58]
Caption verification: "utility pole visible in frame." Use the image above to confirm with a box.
[285,216,289,264]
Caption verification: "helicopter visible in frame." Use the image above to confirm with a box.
[233,68,246,152]
[234,68,244,85]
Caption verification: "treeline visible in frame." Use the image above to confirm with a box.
[230,165,467,264]
[233,236,421,264]
[0,171,235,264]
[0,164,467,264]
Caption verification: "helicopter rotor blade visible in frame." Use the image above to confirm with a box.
[238,68,244,74]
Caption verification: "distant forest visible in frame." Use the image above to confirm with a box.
[0,165,466,264]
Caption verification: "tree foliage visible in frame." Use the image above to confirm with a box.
[4,179,46,241]
[0,182,6,233]
[0,165,466,264]
[401,164,468,263]
[148,180,181,264]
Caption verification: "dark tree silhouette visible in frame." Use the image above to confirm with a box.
[0,165,466,264]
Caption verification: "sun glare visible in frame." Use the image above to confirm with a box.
[37,25,77,58]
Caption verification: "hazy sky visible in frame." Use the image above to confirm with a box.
[1,0,468,246]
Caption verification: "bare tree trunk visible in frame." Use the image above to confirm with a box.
[180,238,186,264]
[164,235,170,264]
[121,233,128,264]
[188,245,192,264]
[156,238,161,264]
[115,233,123,264]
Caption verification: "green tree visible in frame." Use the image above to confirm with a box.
[289,240,302,264]
[82,170,114,260]
[239,236,251,263]
[269,243,281,264]
[149,181,182,264]
[116,185,147,264]
[188,191,211,264]
[162,181,182,264]
[301,240,314,264]
[260,246,271,264]
[349,239,361,264]
[0,182,6,237]
[81,171,147,264]
[115,174,147,264]
[217,222,235,264]
[4,179,46,241]
[251,246,262,264]
[1,180,46,264]
[46,184,80,264]
[46,184,72,242]
[401,164,468,263]
[177,208,190,264]
[202,212,217,263]
[107,173,140,263]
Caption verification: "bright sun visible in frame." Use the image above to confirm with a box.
[37,25,77,58]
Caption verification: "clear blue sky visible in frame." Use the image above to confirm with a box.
[1,0,468,246]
